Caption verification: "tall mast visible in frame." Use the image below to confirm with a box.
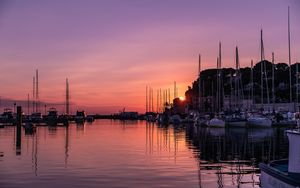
[251,60,254,108]
[260,30,264,107]
[66,78,70,115]
[149,87,151,112]
[156,89,159,113]
[218,42,222,113]
[216,57,220,113]
[27,93,30,115]
[288,6,292,104]
[297,62,299,105]
[159,88,162,112]
[146,85,148,113]
[235,46,239,109]
[151,88,154,112]
[198,54,201,112]
[174,81,177,99]
[272,53,275,108]
[36,69,39,113]
[33,76,35,113]
[168,88,170,104]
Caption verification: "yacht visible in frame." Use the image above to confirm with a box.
[247,114,272,127]
[259,129,300,187]
[75,110,86,122]
[207,117,225,128]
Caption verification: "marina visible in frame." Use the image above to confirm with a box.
[0,1,299,187]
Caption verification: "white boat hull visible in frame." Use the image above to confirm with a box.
[260,170,297,188]
[208,118,225,128]
[248,117,272,127]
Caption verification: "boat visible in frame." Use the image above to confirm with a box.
[169,114,182,125]
[272,111,297,127]
[75,110,86,122]
[247,114,272,127]
[86,115,94,122]
[0,108,14,124]
[225,112,247,127]
[30,112,43,123]
[44,107,58,126]
[207,117,225,128]
[259,129,300,187]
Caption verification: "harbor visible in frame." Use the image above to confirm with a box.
[0,1,300,188]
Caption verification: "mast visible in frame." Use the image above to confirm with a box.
[235,46,239,109]
[297,62,299,105]
[260,30,264,107]
[251,60,254,108]
[152,88,154,112]
[27,93,30,115]
[272,53,275,109]
[32,76,35,113]
[174,81,177,99]
[156,89,159,113]
[217,42,222,113]
[168,88,170,104]
[288,6,292,104]
[159,88,162,112]
[146,85,148,113]
[36,69,39,113]
[198,54,201,112]
[66,78,70,115]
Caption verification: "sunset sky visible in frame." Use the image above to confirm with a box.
[0,0,299,114]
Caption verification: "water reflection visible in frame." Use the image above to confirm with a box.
[0,120,290,188]
[185,124,289,187]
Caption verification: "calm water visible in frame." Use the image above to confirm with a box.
[0,120,289,188]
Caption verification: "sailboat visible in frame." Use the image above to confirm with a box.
[208,43,225,128]
[247,30,272,127]
[226,47,247,127]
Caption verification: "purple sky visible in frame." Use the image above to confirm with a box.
[0,0,299,114]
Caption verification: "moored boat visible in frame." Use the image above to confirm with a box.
[247,114,272,127]
[207,117,225,128]
[259,129,300,187]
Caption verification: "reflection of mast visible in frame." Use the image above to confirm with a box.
[65,126,69,167]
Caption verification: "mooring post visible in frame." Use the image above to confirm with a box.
[16,106,22,155]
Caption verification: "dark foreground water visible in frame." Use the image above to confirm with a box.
[0,120,289,188]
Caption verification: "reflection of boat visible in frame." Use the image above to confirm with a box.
[23,122,36,133]
[260,130,300,187]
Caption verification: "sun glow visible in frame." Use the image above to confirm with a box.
[179,96,185,101]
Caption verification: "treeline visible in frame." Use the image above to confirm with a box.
[184,61,300,109]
